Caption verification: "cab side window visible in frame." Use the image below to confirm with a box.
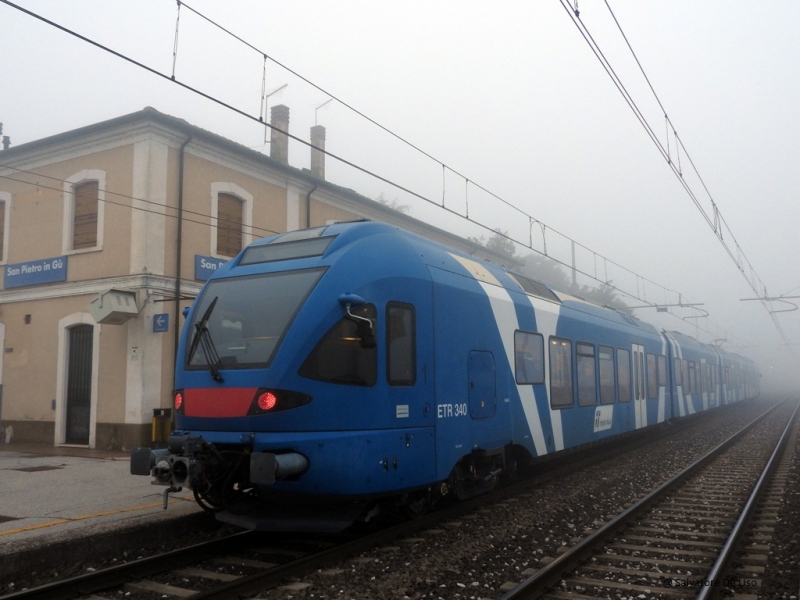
[387,303,415,386]
[299,305,377,386]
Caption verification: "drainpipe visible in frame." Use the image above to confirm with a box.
[174,134,192,389]
[305,184,317,229]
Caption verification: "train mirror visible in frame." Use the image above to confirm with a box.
[338,293,366,307]
[338,293,375,349]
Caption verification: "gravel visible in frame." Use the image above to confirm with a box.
[253,399,796,599]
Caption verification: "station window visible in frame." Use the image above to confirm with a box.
[577,342,597,407]
[73,180,99,250]
[549,337,573,409]
[0,195,8,263]
[617,348,631,402]
[514,331,544,385]
[386,303,415,386]
[645,354,657,399]
[599,345,615,404]
[299,304,377,386]
[217,193,244,257]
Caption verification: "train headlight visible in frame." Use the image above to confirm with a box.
[247,388,312,415]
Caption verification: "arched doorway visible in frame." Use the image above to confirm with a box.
[65,324,93,445]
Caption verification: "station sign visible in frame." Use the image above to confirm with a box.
[4,256,68,289]
[153,313,169,333]
[195,255,229,282]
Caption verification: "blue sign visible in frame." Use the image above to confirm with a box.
[195,255,229,281]
[153,313,169,333]
[4,256,68,289]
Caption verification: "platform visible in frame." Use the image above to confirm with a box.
[0,442,202,557]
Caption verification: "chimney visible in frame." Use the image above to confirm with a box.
[310,125,326,180]
[2,137,9,151]
[270,104,290,164]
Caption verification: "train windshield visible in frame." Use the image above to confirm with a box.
[186,267,326,370]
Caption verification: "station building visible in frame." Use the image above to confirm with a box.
[0,106,498,450]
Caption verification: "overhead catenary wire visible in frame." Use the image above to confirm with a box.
[561,0,788,344]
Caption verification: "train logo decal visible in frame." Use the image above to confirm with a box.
[593,406,614,432]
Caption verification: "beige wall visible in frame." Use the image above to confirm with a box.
[0,113,436,450]
[1,146,134,282]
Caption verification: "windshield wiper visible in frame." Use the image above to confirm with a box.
[187,297,224,382]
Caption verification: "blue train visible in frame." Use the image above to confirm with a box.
[131,221,760,530]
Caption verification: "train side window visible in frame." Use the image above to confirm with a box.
[657,355,667,387]
[549,337,573,409]
[688,361,697,394]
[299,304,377,386]
[646,354,658,399]
[674,357,682,386]
[599,345,615,404]
[617,348,631,402]
[514,331,544,385]
[386,303,416,386]
[577,343,597,407]
[682,360,689,391]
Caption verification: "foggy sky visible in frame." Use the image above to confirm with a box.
[1,1,798,392]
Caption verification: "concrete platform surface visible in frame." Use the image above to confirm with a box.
[0,443,201,554]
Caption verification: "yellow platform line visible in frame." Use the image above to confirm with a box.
[0,496,192,537]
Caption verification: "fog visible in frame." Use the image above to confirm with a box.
[2,1,798,393]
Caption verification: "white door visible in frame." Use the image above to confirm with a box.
[632,344,646,428]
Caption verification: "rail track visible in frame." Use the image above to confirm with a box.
[499,399,798,600]
[1,402,788,600]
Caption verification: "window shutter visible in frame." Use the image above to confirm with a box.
[73,181,99,249]
[0,200,5,261]
[217,193,243,257]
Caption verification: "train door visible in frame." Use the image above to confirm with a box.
[632,344,646,428]
[385,299,434,429]
[468,351,496,419]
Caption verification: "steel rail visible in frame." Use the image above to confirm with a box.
[697,400,800,600]
[0,531,255,600]
[0,404,760,600]
[497,400,785,600]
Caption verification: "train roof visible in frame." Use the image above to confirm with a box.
[224,221,667,335]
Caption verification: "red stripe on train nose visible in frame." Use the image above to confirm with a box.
[184,388,257,417]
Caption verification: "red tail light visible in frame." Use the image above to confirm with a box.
[257,391,278,411]
[174,390,185,415]
[247,388,312,415]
